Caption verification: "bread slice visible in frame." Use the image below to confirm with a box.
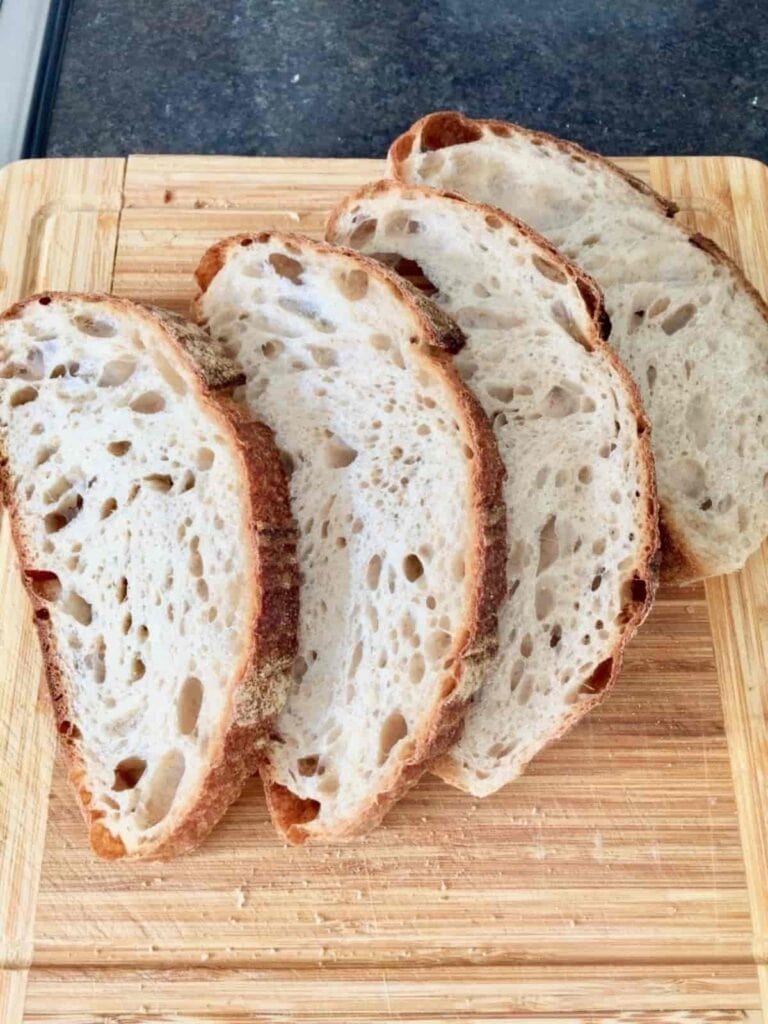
[389,111,768,584]
[193,231,506,839]
[327,182,658,796]
[0,293,298,859]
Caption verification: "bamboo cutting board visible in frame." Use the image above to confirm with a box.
[0,153,767,1023]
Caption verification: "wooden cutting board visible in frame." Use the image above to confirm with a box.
[0,153,767,1023]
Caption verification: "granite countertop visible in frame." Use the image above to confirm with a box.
[46,0,768,161]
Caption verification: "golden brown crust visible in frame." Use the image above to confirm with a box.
[387,110,678,219]
[326,180,659,794]
[0,291,298,860]
[192,232,508,843]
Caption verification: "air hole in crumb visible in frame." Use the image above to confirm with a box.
[45,492,83,533]
[516,678,534,705]
[583,657,613,695]
[261,339,284,359]
[662,303,696,335]
[543,385,578,418]
[336,268,369,301]
[550,623,562,647]
[348,641,363,678]
[551,300,591,350]
[451,553,465,582]
[409,651,425,684]
[378,710,408,765]
[532,254,568,283]
[189,537,203,577]
[292,656,308,683]
[73,314,117,338]
[268,252,304,283]
[308,345,338,368]
[34,444,58,467]
[623,574,647,605]
[535,584,553,621]
[62,591,92,625]
[325,436,357,468]
[112,757,146,791]
[107,440,131,456]
[93,636,106,683]
[144,473,173,493]
[298,755,319,777]
[648,296,670,317]
[130,391,165,414]
[578,466,592,484]
[10,385,38,407]
[196,448,215,470]
[177,677,203,735]
[509,660,525,690]
[520,634,534,658]
[141,750,185,828]
[366,554,382,590]
[98,495,118,520]
[44,476,72,505]
[403,553,424,582]
[349,219,377,247]
[381,254,438,296]
[98,359,136,387]
[487,383,515,403]
[131,655,146,681]
[426,630,451,661]
[537,515,558,574]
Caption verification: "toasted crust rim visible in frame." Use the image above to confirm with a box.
[192,232,508,842]
[326,180,660,796]
[0,291,298,860]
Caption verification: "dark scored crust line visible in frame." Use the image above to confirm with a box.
[192,231,508,843]
[325,181,660,791]
[388,109,768,584]
[0,292,299,860]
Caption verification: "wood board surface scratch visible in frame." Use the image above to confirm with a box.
[0,153,766,1022]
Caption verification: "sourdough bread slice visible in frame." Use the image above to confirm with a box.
[193,232,506,839]
[327,182,657,796]
[0,293,298,859]
[389,111,768,584]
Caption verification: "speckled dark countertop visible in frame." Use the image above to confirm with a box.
[46,0,768,161]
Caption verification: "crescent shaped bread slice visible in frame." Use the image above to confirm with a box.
[389,111,768,584]
[327,182,658,796]
[193,231,506,839]
[0,293,298,859]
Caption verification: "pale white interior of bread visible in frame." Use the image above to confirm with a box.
[330,189,649,796]
[0,298,253,854]
[398,129,768,577]
[198,239,473,833]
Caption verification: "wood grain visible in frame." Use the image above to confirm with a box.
[0,157,125,1023]
[1,153,766,1021]
[19,964,763,1017]
[649,156,768,1014]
